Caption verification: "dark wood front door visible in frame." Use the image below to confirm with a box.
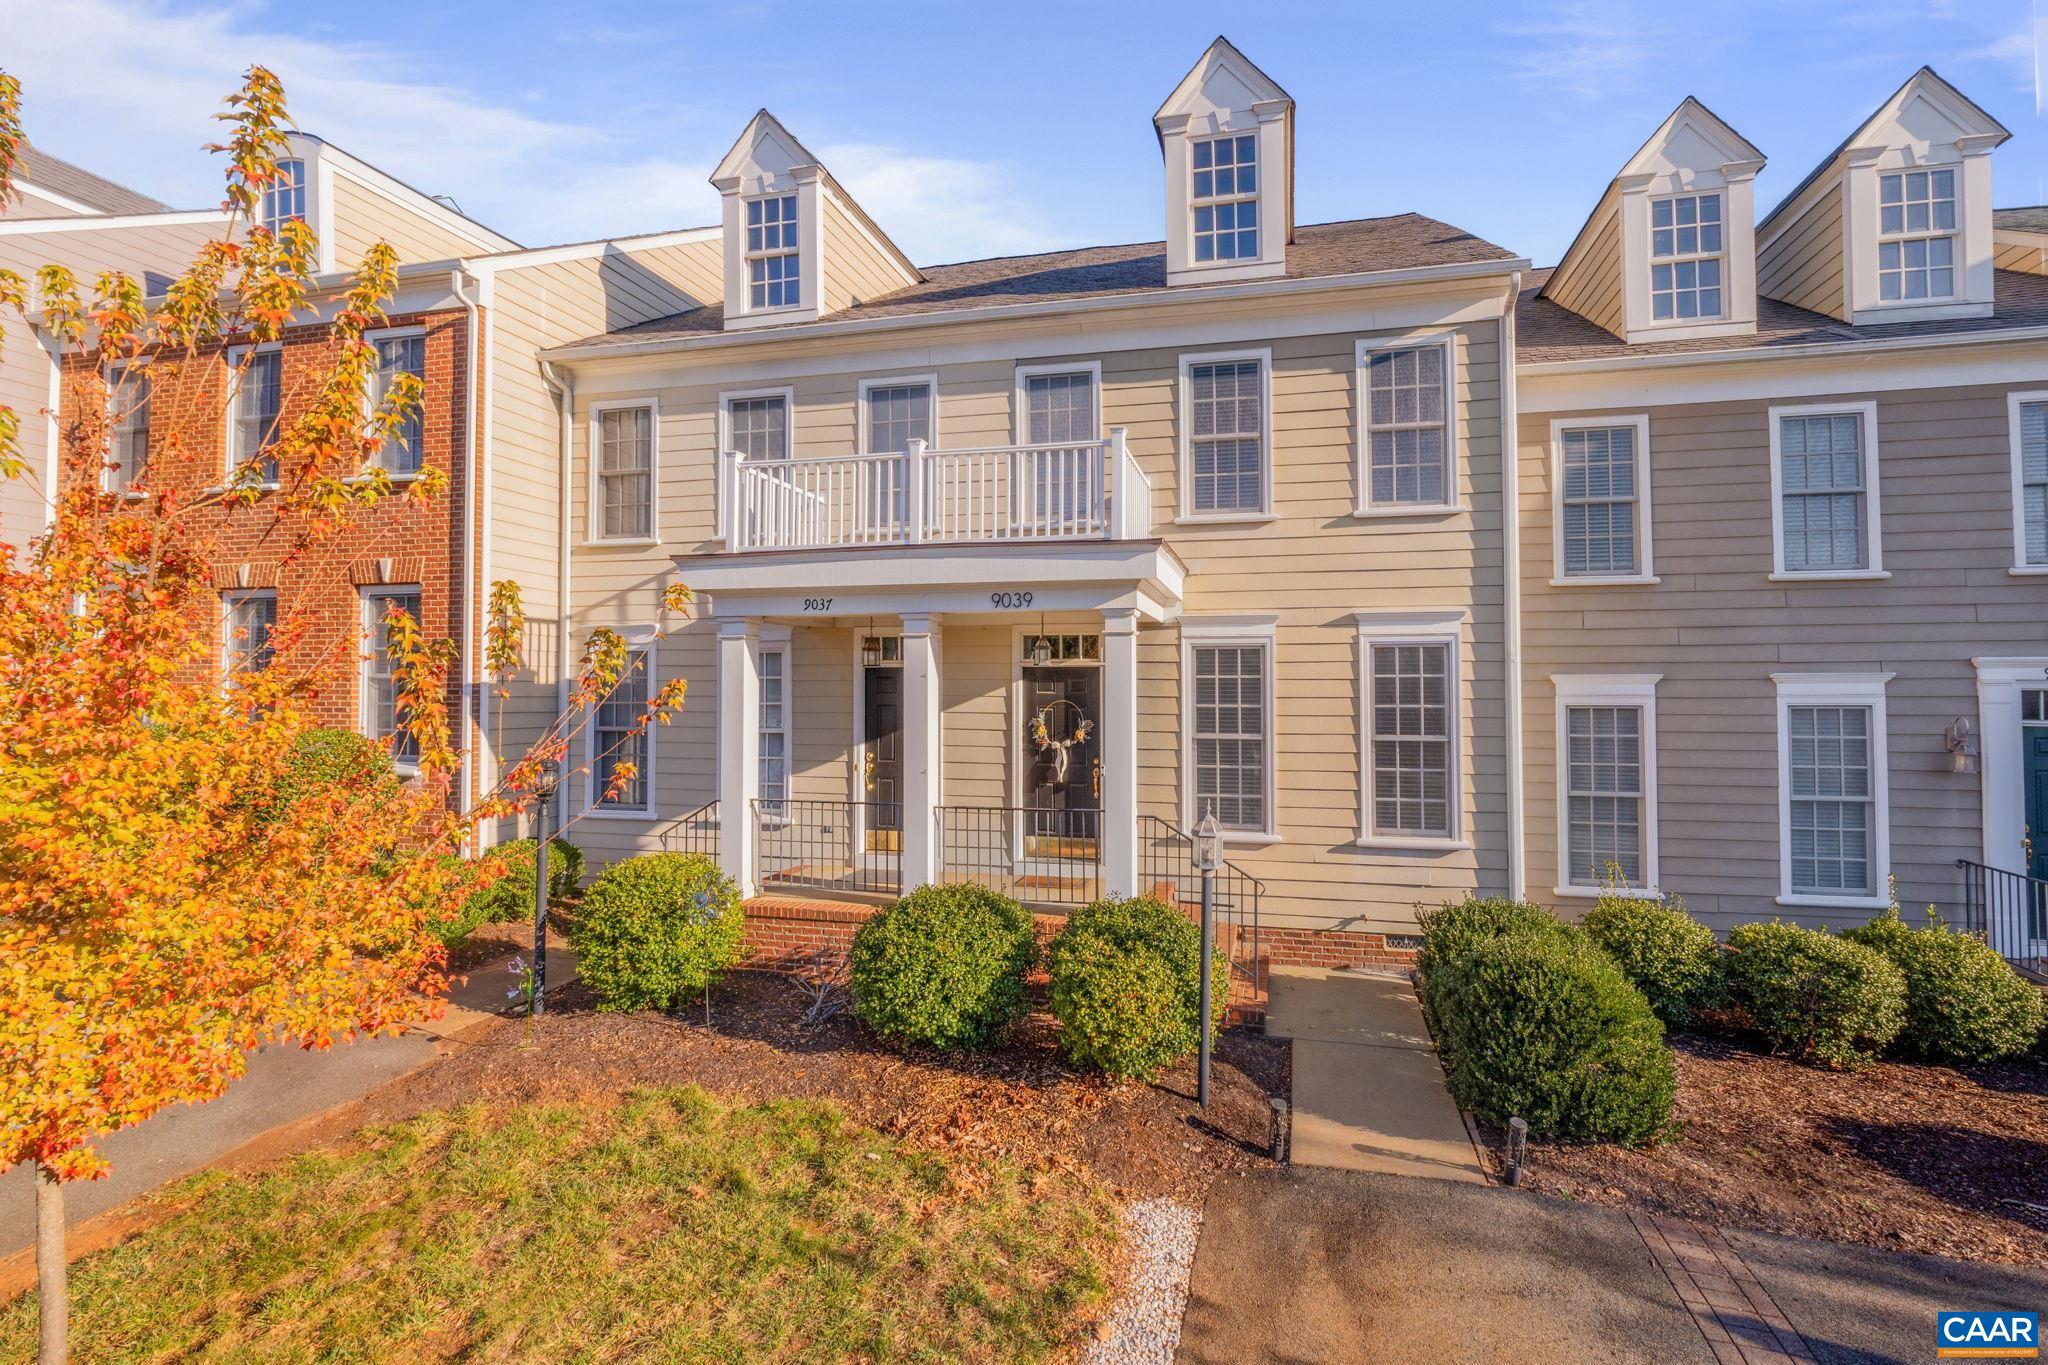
[1021,666,1100,856]
[863,666,903,839]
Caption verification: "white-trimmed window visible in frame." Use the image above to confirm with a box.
[362,586,423,769]
[2009,392,2048,570]
[222,589,277,677]
[591,402,656,541]
[1018,364,1102,528]
[1191,133,1259,263]
[592,643,654,813]
[261,158,306,235]
[759,645,790,813]
[1357,335,1457,513]
[369,330,425,476]
[1770,402,1882,577]
[1553,675,1660,896]
[1355,615,1462,847]
[1182,619,1276,837]
[107,362,150,493]
[725,392,790,462]
[1553,416,1652,581]
[1180,350,1270,517]
[745,193,800,310]
[1877,169,1956,302]
[1775,672,1892,908]
[861,379,933,454]
[1649,193,1724,321]
[228,346,283,486]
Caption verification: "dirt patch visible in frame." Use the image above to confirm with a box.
[345,970,1286,1205]
[1479,1033,2048,1268]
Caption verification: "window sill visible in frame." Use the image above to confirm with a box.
[1220,831,1282,848]
[1548,575,1659,588]
[583,537,664,550]
[1348,503,1468,520]
[579,806,658,821]
[1774,892,1890,912]
[2009,565,2048,577]
[1172,512,1278,527]
[1767,570,1891,583]
[1352,836,1470,854]
[1552,883,1660,901]
[342,471,423,486]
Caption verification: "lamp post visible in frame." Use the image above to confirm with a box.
[530,758,562,1018]
[1193,807,1222,1109]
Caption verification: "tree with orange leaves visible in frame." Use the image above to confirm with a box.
[0,69,687,1363]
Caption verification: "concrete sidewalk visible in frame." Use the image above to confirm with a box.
[1262,966,1485,1183]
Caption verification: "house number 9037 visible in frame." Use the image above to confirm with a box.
[989,591,1035,609]
[802,598,833,612]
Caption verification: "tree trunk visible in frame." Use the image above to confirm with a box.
[35,1164,66,1365]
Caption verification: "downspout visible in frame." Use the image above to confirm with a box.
[451,267,483,819]
[1501,271,1526,900]
[539,358,574,723]
[36,325,61,533]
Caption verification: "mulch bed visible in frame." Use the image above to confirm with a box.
[351,969,1287,1206]
[1479,1032,2048,1268]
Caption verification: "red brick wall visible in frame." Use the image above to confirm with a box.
[1260,927,1420,973]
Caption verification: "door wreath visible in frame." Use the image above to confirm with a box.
[1030,698,1095,785]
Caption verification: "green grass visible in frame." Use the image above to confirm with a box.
[2,1087,1116,1363]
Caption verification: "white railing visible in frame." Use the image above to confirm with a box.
[721,427,1149,552]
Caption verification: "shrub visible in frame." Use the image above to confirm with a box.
[1844,909,2046,1063]
[1416,897,1573,1040]
[1725,921,1906,1068]
[248,727,398,825]
[1045,896,1228,1081]
[426,838,584,949]
[849,884,1037,1050]
[568,853,746,1011]
[1582,892,1724,1028]
[1428,932,1675,1144]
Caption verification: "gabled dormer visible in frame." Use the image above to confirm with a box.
[1759,68,2009,325]
[1153,37,1294,287]
[1541,98,1765,345]
[267,132,518,274]
[710,111,920,331]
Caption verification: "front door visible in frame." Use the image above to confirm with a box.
[2028,726,2048,882]
[1021,664,1101,857]
[862,665,903,847]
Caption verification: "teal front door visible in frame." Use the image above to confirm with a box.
[2028,727,2048,882]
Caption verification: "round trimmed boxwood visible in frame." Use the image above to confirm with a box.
[849,884,1037,1050]
[1045,896,1228,1081]
[1843,909,2045,1063]
[248,727,399,825]
[1725,921,1906,1068]
[1415,897,1574,1040]
[1428,931,1676,1145]
[568,853,746,1012]
[1582,893,1724,1028]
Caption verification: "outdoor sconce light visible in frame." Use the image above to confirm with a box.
[1029,634,1053,667]
[1944,719,1979,775]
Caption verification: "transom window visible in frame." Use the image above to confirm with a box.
[223,590,277,677]
[1558,424,1643,577]
[2015,398,2048,567]
[230,348,283,486]
[1362,342,1452,508]
[1649,193,1723,321]
[595,405,654,540]
[759,648,789,812]
[1191,134,1258,263]
[1021,634,1101,664]
[1190,642,1269,833]
[371,333,425,475]
[1777,411,1871,573]
[1564,706,1645,887]
[1786,705,1874,896]
[261,159,306,235]
[746,194,800,310]
[1187,357,1264,514]
[1367,643,1452,840]
[363,587,423,768]
[107,364,150,493]
[727,394,789,461]
[2022,688,2048,723]
[594,647,652,811]
[1878,169,1956,302]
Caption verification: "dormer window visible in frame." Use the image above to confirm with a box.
[746,193,800,310]
[1192,135,1259,263]
[1649,193,1724,321]
[261,158,306,235]
[1877,169,1956,301]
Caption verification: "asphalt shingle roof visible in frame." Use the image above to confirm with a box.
[12,144,171,216]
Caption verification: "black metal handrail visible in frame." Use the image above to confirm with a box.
[756,798,902,895]
[1955,858,2048,965]
[1138,815,1266,1003]
[934,804,1101,907]
[657,800,720,858]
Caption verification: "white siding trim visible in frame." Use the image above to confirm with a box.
[585,397,660,546]
[1772,671,1894,910]
[1547,414,1656,585]
[2005,389,2048,572]
[1766,399,1884,579]
[1550,674,1662,899]
[1180,614,1279,843]
[1175,345,1274,522]
[1354,330,1462,516]
[1354,610,1467,851]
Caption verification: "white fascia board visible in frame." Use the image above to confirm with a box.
[0,208,228,237]
[1520,323,2048,380]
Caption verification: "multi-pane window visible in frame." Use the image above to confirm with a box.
[594,648,651,810]
[1187,358,1264,514]
[746,194,800,309]
[1362,343,1451,507]
[727,395,789,461]
[2016,398,2048,567]
[231,348,283,485]
[759,648,789,812]
[1025,370,1097,525]
[1368,643,1452,839]
[108,365,150,493]
[1559,424,1641,577]
[363,588,422,767]
[1787,705,1875,896]
[370,333,425,475]
[261,159,306,235]
[1191,643,1268,832]
[1878,169,1956,301]
[1191,134,1258,262]
[1778,412,1869,573]
[864,383,931,453]
[1649,193,1723,321]
[223,590,277,676]
[595,405,654,540]
[1564,706,1645,886]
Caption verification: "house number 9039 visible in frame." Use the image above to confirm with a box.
[989,591,1035,609]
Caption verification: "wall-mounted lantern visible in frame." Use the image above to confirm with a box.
[1943,718,1979,775]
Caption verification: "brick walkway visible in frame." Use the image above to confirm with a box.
[1630,1212,1818,1364]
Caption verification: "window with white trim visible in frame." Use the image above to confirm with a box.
[261,158,306,235]
[1189,640,1269,833]
[593,646,652,811]
[1551,677,1660,893]
[107,363,149,493]
[1186,356,1265,515]
[1191,134,1258,263]
[1365,642,1454,840]
[1649,193,1724,321]
[594,405,654,540]
[362,587,422,767]
[1775,673,1891,905]
[223,589,277,676]
[759,646,789,813]
[1557,422,1645,577]
[1877,169,1956,302]
[229,347,282,485]
[1360,339,1453,509]
[745,193,800,310]
[863,382,931,454]
[1775,408,1875,574]
[2015,397,2048,567]
[370,332,425,475]
[1023,369,1099,527]
[727,394,788,462]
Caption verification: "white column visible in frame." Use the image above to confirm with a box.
[900,612,943,889]
[1101,607,1140,897]
[715,616,761,896]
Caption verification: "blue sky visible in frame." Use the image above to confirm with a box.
[3,0,2044,267]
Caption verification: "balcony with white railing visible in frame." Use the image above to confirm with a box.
[719,427,1153,553]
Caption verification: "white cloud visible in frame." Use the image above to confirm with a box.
[817,142,1063,264]
[1498,1,1667,99]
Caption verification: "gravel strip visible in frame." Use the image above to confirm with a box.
[1084,1198,1202,1364]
